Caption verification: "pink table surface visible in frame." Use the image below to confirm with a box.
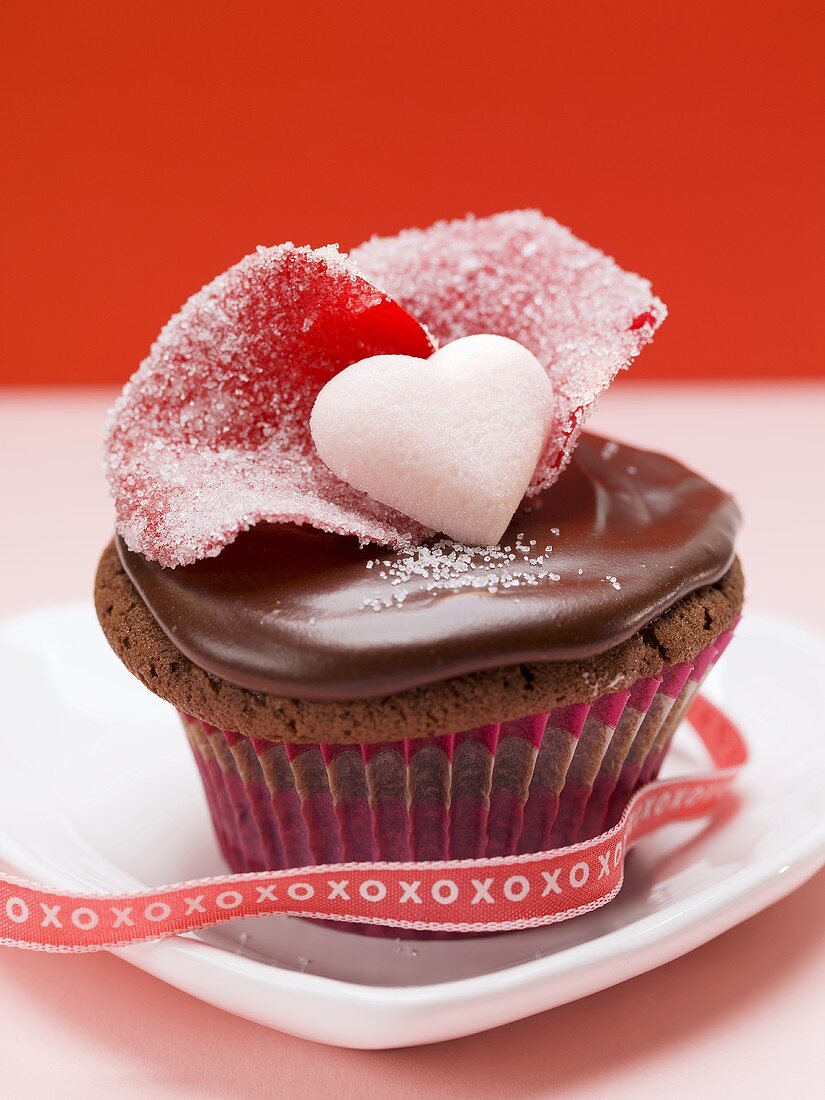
[1,383,823,1098]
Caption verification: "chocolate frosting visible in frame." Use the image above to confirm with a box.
[117,434,740,703]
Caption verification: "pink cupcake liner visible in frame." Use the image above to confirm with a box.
[180,631,734,936]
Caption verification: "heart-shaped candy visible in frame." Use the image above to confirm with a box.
[310,334,555,547]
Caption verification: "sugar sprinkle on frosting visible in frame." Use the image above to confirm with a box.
[359,539,568,611]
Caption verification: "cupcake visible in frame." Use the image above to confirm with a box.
[95,211,743,934]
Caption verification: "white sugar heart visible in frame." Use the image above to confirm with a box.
[310,334,554,546]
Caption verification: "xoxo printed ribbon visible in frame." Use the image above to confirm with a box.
[0,695,745,950]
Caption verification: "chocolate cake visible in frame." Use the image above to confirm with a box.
[96,434,742,743]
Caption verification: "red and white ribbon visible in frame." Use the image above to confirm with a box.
[0,695,745,950]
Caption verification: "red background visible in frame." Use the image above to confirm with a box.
[2,2,822,386]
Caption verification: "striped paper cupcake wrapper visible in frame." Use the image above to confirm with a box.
[180,631,734,937]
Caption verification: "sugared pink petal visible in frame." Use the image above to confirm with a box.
[352,210,666,491]
[106,244,435,567]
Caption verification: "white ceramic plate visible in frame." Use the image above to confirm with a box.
[0,605,823,1048]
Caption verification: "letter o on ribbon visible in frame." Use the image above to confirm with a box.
[569,862,590,889]
[144,902,172,922]
[287,882,315,902]
[5,898,29,924]
[359,880,387,903]
[503,875,530,901]
[71,907,99,931]
[432,880,459,905]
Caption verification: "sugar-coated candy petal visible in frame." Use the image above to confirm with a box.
[106,244,435,567]
[352,210,666,491]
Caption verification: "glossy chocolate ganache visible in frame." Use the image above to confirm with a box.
[117,434,740,703]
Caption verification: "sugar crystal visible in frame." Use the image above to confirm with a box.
[358,537,564,610]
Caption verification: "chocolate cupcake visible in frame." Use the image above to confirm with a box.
[95,211,743,935]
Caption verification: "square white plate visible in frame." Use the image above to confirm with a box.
[0,606,823,1048]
